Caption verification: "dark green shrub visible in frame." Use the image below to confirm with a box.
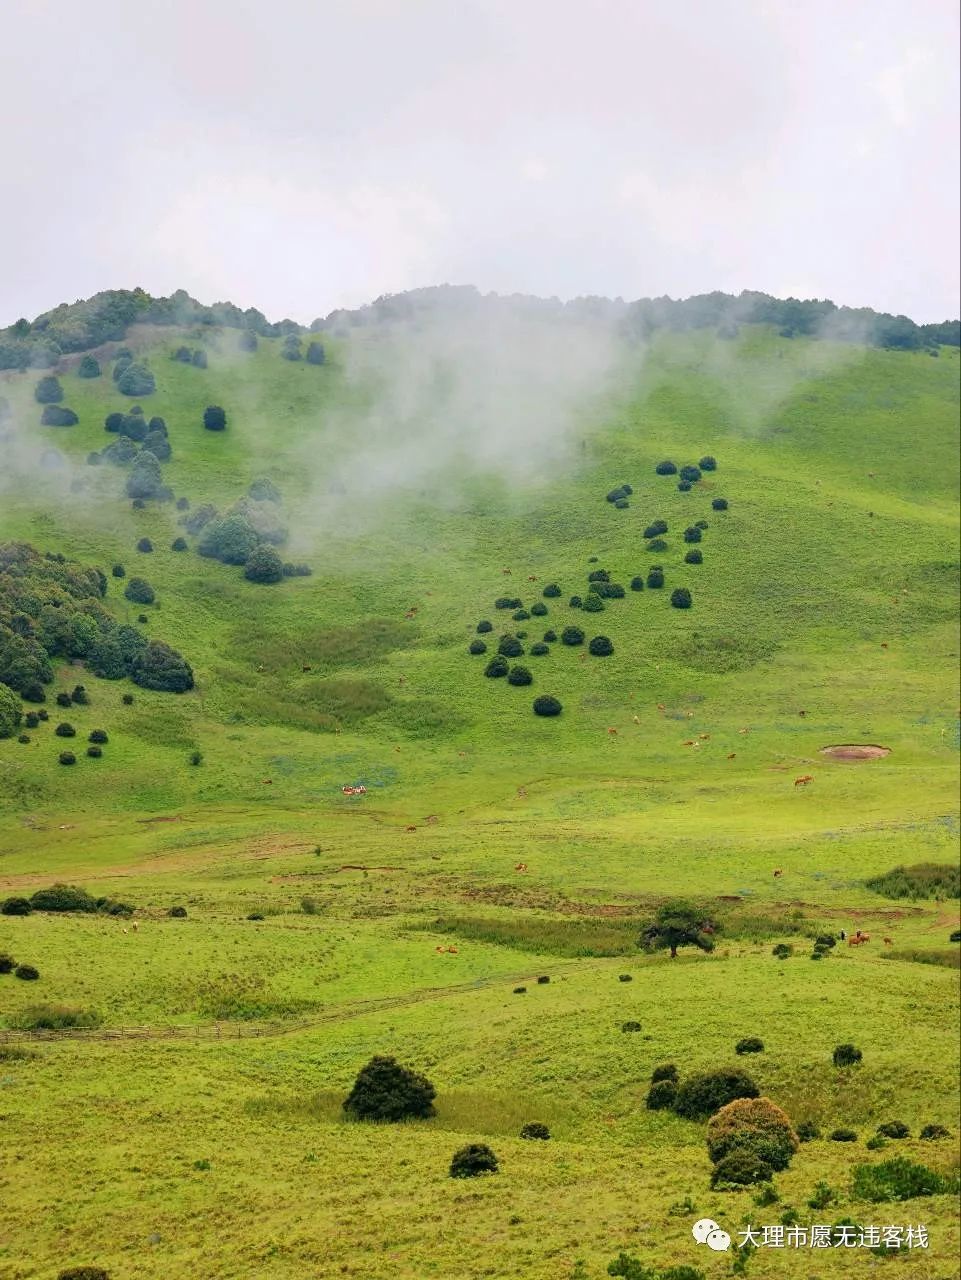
[655,461,677,475]
[238,330,258,352]
[88,730,108,744]
[530,602,548,616]
[141,430,171,461]
[507,665,532,686]
[111,563,126,578]
[543,629,557,642]
[699,456,717,471]
[449,1143,498,1178]
[735,1038,764,1055]
[647,538,668,552]
[77,356,101,379]
[795,1119,820,1142]
[670,588,692,609]
[281,335,303,361]
[810,948,825,960]
[25,713,39,729]
[614,499,629,509]
[920,1123,951,1139]
[103,437,138,465]
[136,538,153,553]
[173,346,192,363]
[244,546,285,584]
[124,577,155,605]
[606,487,628,503]
[469,640,487,655]
[520,1122,550,1140]
[951,930,961,942]
[630,576,644,591]
[130,640,194,693]
[169,905,188,918]
[56,692,72,707]
[41,405,79,426]
[561,626,584,645]
[587,569,609,583]
[877,1121,910,1139]
[0,953,15,973]
[203,405,227,431]
[679,465,702,483]
[55,723,76,738]
[24,686,46,705]
[513,986,526,994]
[533,695,562,717]
[865,863,960,900]
[30,884,97,912]
[119,410,147,441]
[622,1021,642,1033]
[542,584,561,597]
[568,595,582,608]
[512,609,530,621]
[484,656,509,678]
[117,364,155,396]
[34,375,64,404]
[476,620,493,633]
[582,593,604,612]
[529,642,549,656]
[306,341,325,365]
[171,537,188,552]
[189,751,202,766]
[498,636,524,658]
[191,349,208,369]
[833,1044,862,1068]
[651,1063,678,1083]
[647,568,664,588]
[645,1079,678,1110]
[644,521,668,539]
[343,1055,436,1121]
[618,974,633,983]
[57,1266,110,1279]
[71,684,88,705]
[851,1156,957,1202]
[588,635,613,656]
[86,745,102,758]
[710,1148,773,1188]
[829,1128,858,1142]
[536,975,550,984]
[495,596,522,610]
[684,550,703,565]
[706,1099,799,1172]
[772,943,793,959]
[683,526,702,544]
[814,934,837,949]
[694,519,708,530]
[712,497,728,511]
[677,481,692,492]
[1,897,32,916]
[596,582,625,598]
[672,1069,760,1120]
[122,694,134,705]
[14,963,39,980]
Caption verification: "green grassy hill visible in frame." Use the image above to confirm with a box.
[0,317,958,1279]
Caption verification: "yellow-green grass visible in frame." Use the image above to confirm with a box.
[0,323,958,1278]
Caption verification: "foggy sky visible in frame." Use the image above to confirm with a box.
[3,0,958,325]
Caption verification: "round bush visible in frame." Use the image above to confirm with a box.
[772,943,793,959]
[513,986,526,994]
[244,546,285,584]
[111,563,126,578]
[41,405,79,427]
[561,626,584,646]
[735,1037,764,1055]
[484,656,509,678]
[494,597,522,610]
[629,576,644,591]
[877,1121,910,1139]
[621,1020,642,1033]
[122,694,134,705]
[449,1143,498,1178]
[86,746,102,758]
[618,974,633,983]
[614,498,629,509]
[646,1079,678,1110]
[684,550,703,565]
[520,1122,550,1140]
[949,930,961,943]
[511,609,531,622]
[587,569,609,584]
[796,1119,820,1142]
[516,631,527,639]
[124,577,155,605]
[543,629,557,643]
[14,963,39,980]
[920,1123,951,1140]
[343,1055,436,1121]
[694,519,709,530]
[29,694,48,710]
[58,751,76,765]
[712,497,729,511]
[597,582,625,599]
[507,665,532,686]
[57,1268,110,1280]
[476,620,493,633]
[536,975,550,984]
[530,602,548,617]
[588,635,613,656]
[672,1069,760,1120]
[832,1043,863,1068]
[168,905,188,918]
[529,642,549,656]
[498,635,524,658]
[34,374,64,404]
[814,934,837,949]
[710,1148,773,1188]
[647,538,668,552]
[171,537,188,552]
[651,1063,679,1083]
[679,465,702,484]
[55,723,76,738]
[866,1135,887,1151]
[644,521,668,539]
[17,733,29,744]
[533,695,562,717]
[671,588,692,609]
[568,595,582,608]
[203,405,227,431]
[1,897,32,916]
[468,640,487,655]
[829,1128,858,1142]
[0,953,14,973]
[655,460,677,475]
[581,593,604,613]
[56,692,72,708]
[136,538,153,553]
[699,456,717,471]
[542,584,561,598]
[117,364,155,397]
[677,481,692,492]
[706,1098,799,1170]
[71,687,87,708]
[647,568,664,589]
[683,526,702,544]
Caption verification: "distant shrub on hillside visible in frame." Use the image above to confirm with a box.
[306,340,325,365]
[173,346,192,362]
[588,635,613,656]
[507,665,532,686]
[677,481,692,492]
[568,595,582,608]
[651,1064,678,1083]
[684,550,703,564]
[469,640,487,655]
[142,430,171,461]
[484,656,508,678]
[34,375,64,404]
[203,405,227,431]
[14,964,40,980]
[520,1122,550,1140]
[343,1055,436,1121]
[191,349,208,369]
[450,1143,498,1178]
[88,730,108,744]
[543,629,557,642]
[281,335,303,361]
[772,943,793,959]
[494,596,521,610]
[706,1097,799,1170]
[136,537,153,553]
[55,723,76,738]
[171,537,188,552]
[29,883,97,912]
[561,626,584,646]
[866,863,960,900]
[181,503,217,535]
[1,897,32,916]
[197,514,259,564]
[646,1080,677,1110]
[529,642,549,656]
[711,1148,773,1188]
[130,640,194,692]
[126,453,163,500]
[679,465,702,483]
[582,593,604,613]
[699,456,717,471]
[735,1037,765,1055]
[238,330,258,352]
[77,355,101,378]
[630,576,644,591]
[647,568,664,588]
[833,1043,862,1068]
[512,608,530,621]
[542,583,561,597]
[530,601,548,616]
[672,1069,760,1120]
[41,405,79,427]
[57,1265,110,1279]
[104,412,124,433]
[644,521,669,539]
[117,364,155,396]
[244,546,285,584]
[712,497,728,510]
[655,460,677,475]
[683,526,702,544]
[533,695,562,717]
[671,588,692,609]
[587,569,610,583]
[647,538,668,552]
[497,636,524,658]
[852,1155,959,1203]
[124,577,155,605]
[86,745,102,758]
[595,582,625,599]
[169,905,188,918]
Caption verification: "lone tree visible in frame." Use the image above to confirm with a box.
[640,899,717,959]
[203,405,227,431]
[77,355,101,378]
[117,364,156,396]
[343,1055,436,1121]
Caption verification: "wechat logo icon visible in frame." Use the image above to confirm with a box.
[692,1218,731,1251]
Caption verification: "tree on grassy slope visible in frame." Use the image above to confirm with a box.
[640,900,717,959]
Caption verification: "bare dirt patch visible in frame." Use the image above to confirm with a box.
[820,744,891,761]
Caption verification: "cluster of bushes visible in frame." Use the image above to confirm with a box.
[172,346,208,368]
[34,375,80,426]
[707,1097,800,1188]
[2,883,133,916]
[605,482,633,507]
[0,951,40,980]
[865,862,960,900]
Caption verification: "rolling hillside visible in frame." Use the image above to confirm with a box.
[0,303,958,1280]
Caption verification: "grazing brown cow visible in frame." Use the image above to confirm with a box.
[881,642,888,649]
[773,869,782,878]
[699,733,710,740]
[883,937,893,945]
[527,575,538,581]
[262,779,272,785]
[502,568,512,575]
[798,709,806,717]
[515,863,528,873]
[794,775,814,787]
[405,825,417,833]
[607,727,618,736]
[656,703,666,711]
[683,740,695,747]
[447,946,458,954]
[727,753,736,759]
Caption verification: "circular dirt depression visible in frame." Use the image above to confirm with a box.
[820,744,891,761]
